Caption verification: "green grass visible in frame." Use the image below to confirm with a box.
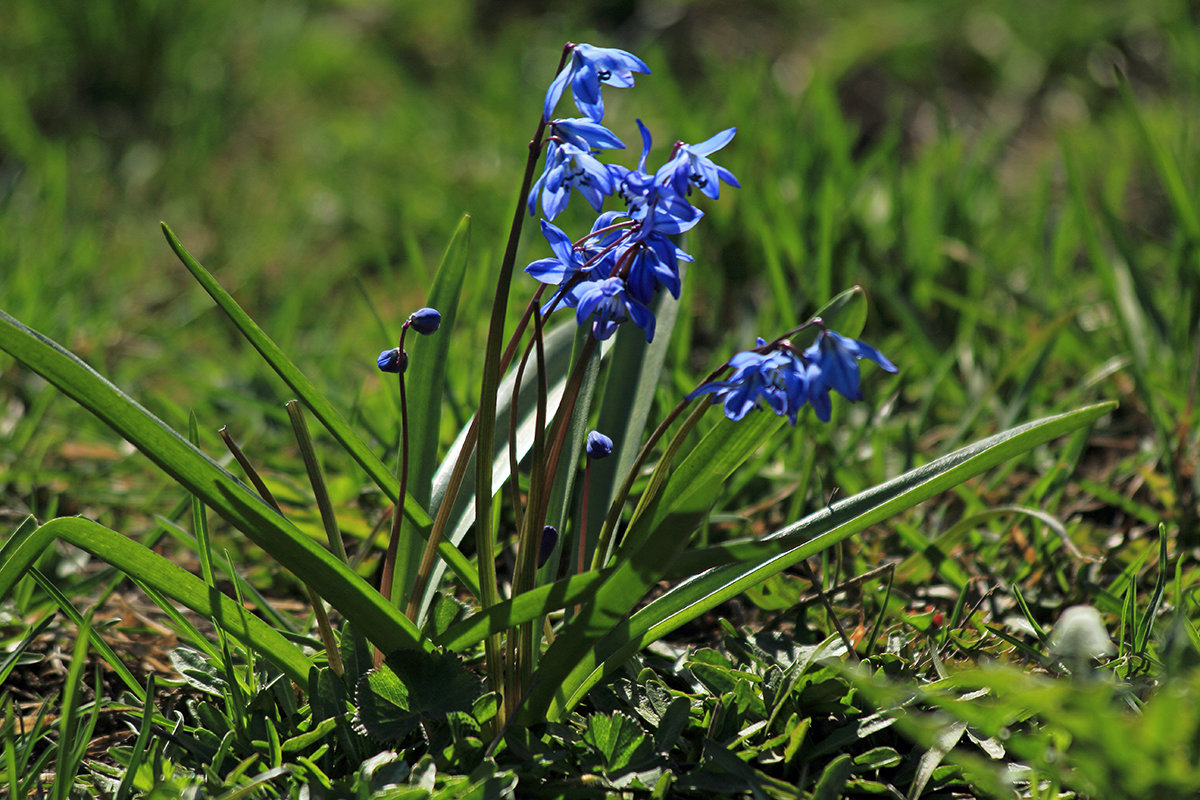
[3,0,1199,796]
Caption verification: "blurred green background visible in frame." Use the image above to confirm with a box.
[2,0,1197,538]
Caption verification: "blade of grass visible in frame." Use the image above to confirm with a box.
[0,518,314,683]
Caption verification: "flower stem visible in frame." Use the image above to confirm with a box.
[473,46,570,715]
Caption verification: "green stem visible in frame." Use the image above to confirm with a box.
[474,54,564,710]
[512,307,549,712]
[383,327,412,611]
[591,397,705,570]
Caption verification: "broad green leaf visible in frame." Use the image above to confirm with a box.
[812,753,854,800]
[159,223,478,594]
[0,517,313,684]
[409,215,471,507]
[521,408,782,723]
[355,650,481,744]
[537,401,1114,720]
[0,311,428,656]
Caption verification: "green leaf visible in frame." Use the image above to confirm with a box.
[435,567,610,651]
[812,753,855,800]
[0,517,314,684]
[582,711,647,775]
[586,282,682,560]
[521,408,782,724]
[355,650,482,743]
[419,320,581,617]
[0,309,428,657]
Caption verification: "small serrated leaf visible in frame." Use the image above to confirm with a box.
[583,711,647,774]
[355,649,482,744]
[355,665,417,743]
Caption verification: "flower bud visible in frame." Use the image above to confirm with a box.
[377,348,407,374]
[586,430,613,460]
[537,525,559,568]
[408,307,442,335]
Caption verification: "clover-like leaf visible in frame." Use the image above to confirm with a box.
[582,711,648,775]
[355,649,482,743]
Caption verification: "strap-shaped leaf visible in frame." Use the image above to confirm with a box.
[160,223,478,594]
[0,517,313,683]
[533,401,1115,720]
[0,309,428,655]
[434,568,612,651]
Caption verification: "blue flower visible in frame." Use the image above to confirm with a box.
[656,127,740,200]
[408,307,441,335]
[624,231,692,304]
[687,344,801,421]
[543,43,651,123]
[573,276,656,342]
[377,347,407,374]
[804,330,897,420]
[609,121,702,236]
[586,430,614,459]
[525,219,596,287]
[550,117,625,151]
[688,330,895,424]
[528,141,615,220]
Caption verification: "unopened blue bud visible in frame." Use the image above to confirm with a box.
[377,348,407,373]
[537,525,559,568]
[408,307,441,335]
[586,430,614,460]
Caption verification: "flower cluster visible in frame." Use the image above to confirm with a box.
[526,44,738,343]
[688,328,897,424]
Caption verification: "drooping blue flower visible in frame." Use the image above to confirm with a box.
[687,344,800,421]
[550,118,626,151]
[609,121,702,236]
[573,276,656,342]
[543,43,651,122]
[525,219,596,287]
[624,231,692,304]
[586,430,614,460]
[656,127,740,200]
[804,330,898,419]
[377,347,407,374]
[408,307,441,335]
[528,141,614,220]
[688,330,895,424]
